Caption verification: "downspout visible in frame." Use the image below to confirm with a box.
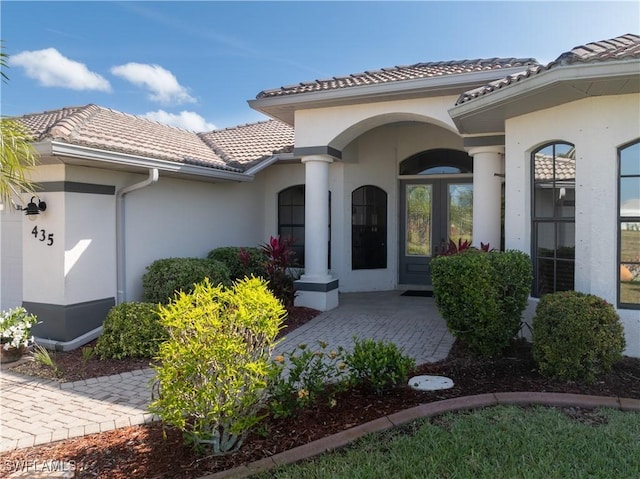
[116,168,159,304]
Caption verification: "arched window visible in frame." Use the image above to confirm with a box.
[619,140,640,308]
[352,185,387,270]
[399,149,473,175]
[278,185,331,268]
[278,185,305,266]
[531,142,575,297]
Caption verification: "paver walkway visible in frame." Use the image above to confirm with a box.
[0,291,453,456]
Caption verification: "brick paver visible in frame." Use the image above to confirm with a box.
[0,291,452,457]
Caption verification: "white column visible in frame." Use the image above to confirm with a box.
[467,146,504,250]
[300,155,333,282]
[295,154,339,311]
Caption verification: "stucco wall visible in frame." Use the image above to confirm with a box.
[122,173,265,301]
[504,93,640,357]
[0,207,23,310]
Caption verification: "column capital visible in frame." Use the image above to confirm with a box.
[300,154,335,164]
[465,145,505,156]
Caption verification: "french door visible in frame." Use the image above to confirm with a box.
[399,179,473,285]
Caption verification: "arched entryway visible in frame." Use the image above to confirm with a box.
[399,149,473,286]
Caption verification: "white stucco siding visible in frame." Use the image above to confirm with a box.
[63,192,115,304]
[504,93,640,357]
[123,174,264,301]
[0,207,24,310]
[294,95,460,149]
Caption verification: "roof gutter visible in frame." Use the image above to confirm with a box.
[243,152,299,176]
[116,168,159,304]
[49,141,253,183]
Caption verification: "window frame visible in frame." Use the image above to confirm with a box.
[352,185,387,270]
[618,139,640,309]
[277,185,331,269]
[530,141,576,297]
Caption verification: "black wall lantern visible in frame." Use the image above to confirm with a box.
[23,197,47,216]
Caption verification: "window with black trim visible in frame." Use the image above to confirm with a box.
[531,142,575,297]
[619,140,640,308]
[277,185,331,268]
[278,185,305,266]
[352,185,387,269]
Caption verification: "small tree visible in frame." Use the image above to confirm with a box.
[149,277,285,455]
[1,45,39,205]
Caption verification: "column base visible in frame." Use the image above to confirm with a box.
[294,279,339,311]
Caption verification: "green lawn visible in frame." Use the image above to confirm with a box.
[258,405,640,479]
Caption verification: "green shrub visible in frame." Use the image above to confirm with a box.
[141,257,230,304]
[268,341,347,418]
[95,302,166,359]
[431,250,532,357]
[532,291,625,383]
[149,277,285,455]
[345,337,415,395]
[207,246,267,281]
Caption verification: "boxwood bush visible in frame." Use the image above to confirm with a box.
[207,246,267,281]
[431,249,532,357]
[532,291,625,383]
[142,257,230,304]
[95,302,167,359]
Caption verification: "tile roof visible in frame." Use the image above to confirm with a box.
[256,58,538,99]
[17,105,294,173]
[199,120,294,170]
[456,34,640,105]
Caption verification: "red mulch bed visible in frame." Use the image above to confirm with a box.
[1,307,639,479]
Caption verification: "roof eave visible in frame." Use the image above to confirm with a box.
[47,141,253,182]
[249,66,535,125]
[449,59,640,135]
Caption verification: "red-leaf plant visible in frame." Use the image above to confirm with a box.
[438,238,492,256]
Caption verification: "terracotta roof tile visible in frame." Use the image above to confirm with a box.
[456,33,640,105]
[16,104,295,173]
[199,120,294,169]
[256,58,538,99]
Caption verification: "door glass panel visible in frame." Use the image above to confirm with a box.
[406,184,431,256]
[448,184,473,246]
[621,223,640,263]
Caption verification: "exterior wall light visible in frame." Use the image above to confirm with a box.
[23,197,47,218]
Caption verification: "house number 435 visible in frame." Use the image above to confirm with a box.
[31,226,54,246]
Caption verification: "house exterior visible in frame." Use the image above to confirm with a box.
[1,33,638,356]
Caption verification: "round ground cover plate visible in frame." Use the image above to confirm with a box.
[409,375,454,391]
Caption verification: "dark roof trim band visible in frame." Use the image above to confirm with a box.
[37,181,116,195]
[293,146,342,160]
[463,135,506,148]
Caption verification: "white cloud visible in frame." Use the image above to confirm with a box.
[111,63,195,105]
[143,110,215,132]
[10,48,111,91]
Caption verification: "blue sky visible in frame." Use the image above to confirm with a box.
[1,1,638,131]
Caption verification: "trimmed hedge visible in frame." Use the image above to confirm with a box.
[95,302,167,359]
[431,249,532,357]
[142,257,230,304]
[207,246,267,281]
[532,291,625,383]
